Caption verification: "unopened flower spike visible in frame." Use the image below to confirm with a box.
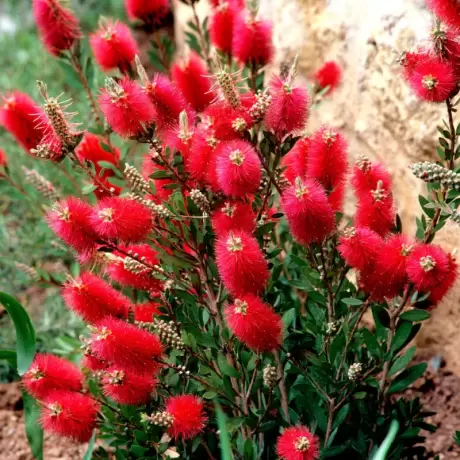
[212,56,241,109]
[22,167,59,201]
[135,55,150,88]
[178,110,192,142]
[286,54,299,88]
[105,77,125,100]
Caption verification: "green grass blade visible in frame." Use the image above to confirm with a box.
[83,432,97,460]
[215,403,233,460]
[0,349,17,368]
[372,420,400,460]
[0,292,36,375]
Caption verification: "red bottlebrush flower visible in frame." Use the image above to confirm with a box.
[172,52,216,112]
[76,132,121,198]
[338,227,382,271]
[107,243,163,292]
[162,126,193,162]
[0,149,7,167]
[314,61,342,95]
[91,196,153,243]
[32,0,81,56]
[361,234,414,300]
[216,140,262,197]
[429,253,458,305]
[125,0,169,23]
[41,390,99,443]
[47,198,97,257]
[0,91,46,153]
[62,272,131,324]
[142,155,174,202]
[145,74,195,132]
[328,182,346,212]
[212,201,256,236]
[99,77,155,137]
[186,127,220,188]
[354,186,395,237]
[215,230,269,295]
[232,14,274,66]
[134,302,161,322]
[165,395,207,440]
[22,353,83,400]
[406,244,451,292]
[81,353,108,372]
[307,127,348,192]
[209,3,237,54]
[281,137,310,184]
[276,426,320,460]
[90,317,163,373]
[281,178,335,246]
[225,294,282,352]
[351,156,392,199]
[409,56,456,103]
[265,76,309,138]
[400,50,430,80]
[426,0,460,29]
[90,20,139,74]
[102,366,156,405]
[204,100,254,141]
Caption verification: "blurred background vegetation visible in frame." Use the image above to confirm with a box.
[0,0,128,379]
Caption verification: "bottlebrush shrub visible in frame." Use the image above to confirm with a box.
[5,0,459,458]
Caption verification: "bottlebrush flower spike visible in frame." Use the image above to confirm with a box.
[90,19,139,74]
[186,126,219,187]
[47,197,97,257]
[354,181,395,237]
[125,0,169,24]
[281,137,310,184]
[142,154,175,202]
[81,353,108,372]
[102,366,156,405]
[209,2,237,54]
[91,196,153,242]
[351,156,392,198]
[62,272,131,324]
[99,77,155,137]
[107,243,163,291]
[338,227,382,271]
[145,73,195,132]
[40,390,99,443]
[232,13,274,66]
[307,127,348,192]
[276,426,320,460]
[162,111,194,161]
[165,395,207,440]
[281,178,335,246]
[215,139,262,197]
[314,61,342,95]
[399,50,431,80]
[212,201,256,236]
[407,244,451,292]
[409,56,456,102]
[215,230,269,295]
[89,317,163,373]
[32,0,81,56]
[172,52,216,112]
[0,92,46,153]
[225,294,283,352]
[426,0,460,29]
[360,234,414,300]
[76,133,121,198]
[265,63,310,138]
[429,252,458,305]
[22,353,83,400]
[134,302,161,322]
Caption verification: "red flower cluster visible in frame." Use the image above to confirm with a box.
[276,426,320,460]
[125,0,169,24]
[314,61,342,94]
[165,395,207,440]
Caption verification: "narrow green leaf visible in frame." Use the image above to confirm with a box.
[341,298,363,306]
[388,362,427,393]
[0,292,36,375]
[400,310,430,322]
[390,321,412,354]
[82,183,98,195]
[83,432,96,460]
[217,353,240,378]
[23,391,43,460]
[216,403,233,460]
[372,420,400,460]
[0,349,17,368]
[389,346,416,377]
[282,308,296,330]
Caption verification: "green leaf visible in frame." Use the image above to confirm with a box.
[282,308,296,330]
[203,391,217,399]
[388,362,427,393]
[341,298,363,306]
[0,349,17,368]
[389,346,416,377]
[82,183,98,195]
[400,310,430,322]
[372,420,400,460]
[216,403,233,460]
[0,292,36,375]
[83,432,96,460]
[390,321,412,354]
[23,391,43,460]
[217,353,240,378]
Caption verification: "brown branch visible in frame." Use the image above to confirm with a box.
[274,350,290,422]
